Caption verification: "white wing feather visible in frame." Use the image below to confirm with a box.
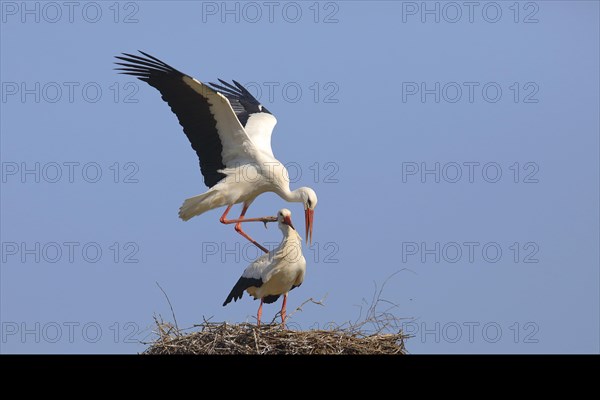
[244,112,277,158]
[183,76,259,165]
[241,252,273,281]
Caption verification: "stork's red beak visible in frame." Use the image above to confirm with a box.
[305,208,314,245]
[283,215,295,231]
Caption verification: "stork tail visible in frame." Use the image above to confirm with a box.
[178,191,224,221]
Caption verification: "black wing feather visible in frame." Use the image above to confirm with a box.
[208,78,270,126]
[114,51,226,187]
[223,277,263,306]
[223,277,302,306]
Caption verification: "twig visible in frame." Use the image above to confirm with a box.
[287,296,327,319]
[155,282,180,335]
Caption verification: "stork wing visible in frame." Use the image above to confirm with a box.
[222,253,271,306]
[222,276,262,306]
[115,51,256,187]
[208,80,277,158]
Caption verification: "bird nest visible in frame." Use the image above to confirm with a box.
[144,321,408,355]
[145,275,411,355]
[144,288,410,355]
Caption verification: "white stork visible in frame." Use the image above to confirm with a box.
[223,209,306,328]
[114,51,318,252]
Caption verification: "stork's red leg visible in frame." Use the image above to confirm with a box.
[220,204,277,225]
[219,204,234,224]
[226,216,277,223]
[257,299,264,327]
[220,204,271,253]
[281,293,288,329]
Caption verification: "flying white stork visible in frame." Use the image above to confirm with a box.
[223,209,305,328]
[114,51,318,252]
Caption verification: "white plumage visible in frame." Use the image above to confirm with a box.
[223,209,306,327]
[115,51,317,253]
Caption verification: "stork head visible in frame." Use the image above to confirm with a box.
[296,187,317,245]
[277,208,295,231]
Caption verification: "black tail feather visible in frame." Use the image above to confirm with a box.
[262,295,280,304]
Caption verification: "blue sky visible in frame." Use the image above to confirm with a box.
[1,1,598,354]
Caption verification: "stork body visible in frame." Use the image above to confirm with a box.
[115,52,317,252]
[223,209,306,328]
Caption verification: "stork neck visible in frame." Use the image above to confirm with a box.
[278,223,294,235]
[278,223,302,243]
[279,188,304,203]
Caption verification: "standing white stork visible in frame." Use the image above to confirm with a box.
[223,209,305,328]
[114,51,318,252]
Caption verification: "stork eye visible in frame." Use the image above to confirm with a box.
[307,199,312,208]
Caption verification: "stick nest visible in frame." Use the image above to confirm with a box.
[145,274,412,355]
[144,321,408,355]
